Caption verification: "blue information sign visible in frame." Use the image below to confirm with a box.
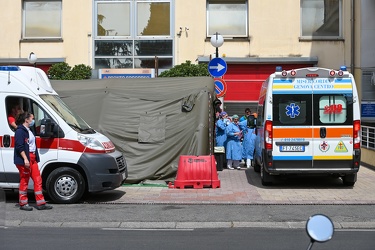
[361,102,375,118]
[208,58,227,78]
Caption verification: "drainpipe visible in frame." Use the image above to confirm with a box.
[351,0,355,74]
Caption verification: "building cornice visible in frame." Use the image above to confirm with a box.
[197,56,318,65]
[0,58,65,65]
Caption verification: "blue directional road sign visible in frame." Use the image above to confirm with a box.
[208,58,227,78]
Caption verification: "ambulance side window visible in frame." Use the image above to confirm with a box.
[256,100,264,126]
[273,94,312,126]
[30,101,53,136]
[315,94,353,125]
[5,96,29,131]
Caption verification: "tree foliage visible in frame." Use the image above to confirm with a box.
[159,60,209,77]
[48,62,92,80]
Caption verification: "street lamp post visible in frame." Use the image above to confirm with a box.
[27,52,37,67]
[210,32,224,58]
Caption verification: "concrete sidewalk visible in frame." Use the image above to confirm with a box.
[86,165,375,205]
[3,166,375,229]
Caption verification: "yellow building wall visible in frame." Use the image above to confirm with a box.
[0,0,359,70]
[175,0,353,69]
[0,1,23,58]
[0,0,92,67]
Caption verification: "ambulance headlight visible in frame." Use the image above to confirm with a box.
[77,134,105,150]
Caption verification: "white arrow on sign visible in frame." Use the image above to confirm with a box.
[209,63,225,72]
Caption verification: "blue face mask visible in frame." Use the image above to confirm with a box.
[29,119,35,127]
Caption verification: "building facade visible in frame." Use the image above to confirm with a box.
[0,0,374,116]
[1,0,375,166]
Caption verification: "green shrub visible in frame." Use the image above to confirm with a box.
[48,62,92,80]
[159,60,209,77]
[66,64,93,80]
[47,62,71,80]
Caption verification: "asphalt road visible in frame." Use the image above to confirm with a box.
[1,226,375,250]
[2,202,375,229]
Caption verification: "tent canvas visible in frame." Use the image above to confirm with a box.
[51,77,216,183]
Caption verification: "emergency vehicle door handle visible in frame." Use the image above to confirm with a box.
[320,127,326,138]
[3,134,10,147]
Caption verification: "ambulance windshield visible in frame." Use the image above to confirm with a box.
[40,94,93,133]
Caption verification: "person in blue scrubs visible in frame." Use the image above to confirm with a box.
[240,116,256,168]
[215,111,229,147]
[225,115,243,170]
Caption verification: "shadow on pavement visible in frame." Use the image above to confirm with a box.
[244,167,353,190]
[0,188,5,227]
[4,188,126,204]
[80,189,126,203]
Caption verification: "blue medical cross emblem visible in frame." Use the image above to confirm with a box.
[285,103,300,118]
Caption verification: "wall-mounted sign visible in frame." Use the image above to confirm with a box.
[99,68,155,79]
[361,101,375,118]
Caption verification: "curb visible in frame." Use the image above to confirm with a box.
[3,221,375,229]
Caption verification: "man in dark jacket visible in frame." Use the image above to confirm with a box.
[14,112,52,211]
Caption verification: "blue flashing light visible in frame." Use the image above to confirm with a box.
[340,65,347,71]
[275,66,282,72]
[0,66,21,71]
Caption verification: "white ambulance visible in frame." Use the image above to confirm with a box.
[0,66,128,203]
[254,66,361,186]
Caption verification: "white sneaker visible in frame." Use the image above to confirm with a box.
[227,166,234,170]
[237,166,241,170]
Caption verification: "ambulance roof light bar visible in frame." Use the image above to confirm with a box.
[0,66,21,71]
[276,66,348,78]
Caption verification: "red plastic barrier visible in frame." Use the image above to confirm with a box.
[168,155,220,189]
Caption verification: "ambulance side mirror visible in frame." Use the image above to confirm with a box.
[40,118,53,138]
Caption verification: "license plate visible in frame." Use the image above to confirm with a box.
[122,172,126,180]
[280,145,305,152]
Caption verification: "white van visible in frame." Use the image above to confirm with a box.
[254,66,361,186]
[0,66,128,203]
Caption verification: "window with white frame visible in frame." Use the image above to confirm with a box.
[300,0,342,39]
[94,0,173,70]
[206,0,248,38]
[22,0,62,39]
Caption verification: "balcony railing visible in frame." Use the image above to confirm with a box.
[362,125,375,150]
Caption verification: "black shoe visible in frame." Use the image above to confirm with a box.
[20,204,33,211]
[36,204,53,210]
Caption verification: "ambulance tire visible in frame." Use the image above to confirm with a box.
[253,159,260,173]
[342,173,357,187]
[46,167,86,204]
[260,163,272,186]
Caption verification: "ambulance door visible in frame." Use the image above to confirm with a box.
[0,94,11,185]
[1,96,59,186]
[272,91,314,169]
[29,99,59,167]
[1,95,26,185]
[312,91,354,169]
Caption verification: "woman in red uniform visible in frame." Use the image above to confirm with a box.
[14,111,53,211]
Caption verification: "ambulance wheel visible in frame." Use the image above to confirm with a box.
[260,163,272,186]
[253,159,260,173]
[342,173,357,187]
[46,167,86,204]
